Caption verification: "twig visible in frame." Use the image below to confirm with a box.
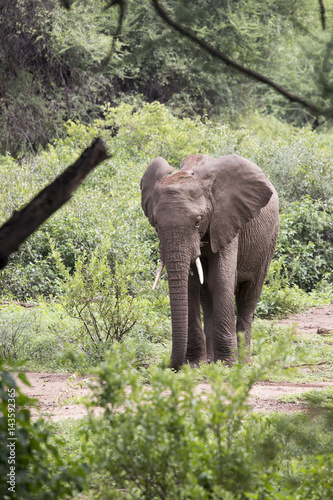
[0,300,38,308]
[284,361,332,369]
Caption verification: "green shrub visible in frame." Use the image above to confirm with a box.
[281,386,333,412]
[256,257,333,319]
[51,242,160,363]
[78,341,333,499]
[276,197,333,291]
[85,347,274,499]
[256,258,311,318]
[0,305,41,360]
[0,362,87,499]
[1,102,333,301]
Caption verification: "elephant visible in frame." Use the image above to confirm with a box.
[141,153,279,370]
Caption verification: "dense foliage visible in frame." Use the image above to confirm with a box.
[2,340,333,499]
[277,197,333,291]
[1,0,333,155]
[80,346,333,499]
[0,362,87,499]
[3,344,331,499]
[0,101,332,303]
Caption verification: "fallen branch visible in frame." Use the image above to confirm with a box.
[0,137,109,269]
[0,300,39,309]
[284,360,332,369]
[0,300,38,308]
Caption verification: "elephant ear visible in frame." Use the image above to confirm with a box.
[140,157,174,226]
[197,154,274,252]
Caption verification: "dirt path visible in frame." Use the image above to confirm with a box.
[15,302,333,420]
[276,301,333,335]
[18,373,333,420]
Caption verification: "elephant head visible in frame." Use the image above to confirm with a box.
[141,153,277,370]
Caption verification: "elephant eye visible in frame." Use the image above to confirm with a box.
[195,216,202,227]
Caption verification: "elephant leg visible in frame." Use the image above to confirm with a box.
[186,268,207,365]
[212,290,238,366]
[208,243,238,366]
[235,280,261,363]
[200,283,214,362]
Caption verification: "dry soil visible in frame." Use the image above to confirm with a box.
[15,302,333,420]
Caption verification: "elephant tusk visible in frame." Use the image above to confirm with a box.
[152,261,164,291]
[195,257,204,284]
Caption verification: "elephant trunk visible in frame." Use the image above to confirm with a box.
[163,238,192,371]
[166,260,190,370]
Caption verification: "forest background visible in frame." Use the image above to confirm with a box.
[1,1,333,499]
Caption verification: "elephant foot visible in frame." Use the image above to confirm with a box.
[169,358,207,370]
[242,355,252,365]
[186,350,208,368]
[169,359,183,371]
[187,359,207,368]
[215,356,237,367]
[216,354,252,366]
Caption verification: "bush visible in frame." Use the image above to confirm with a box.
[85,345,280,499]
[0,302,94,372]
[79,343,333,499]
[51,242,159,363]
[256,258,312,318]
[2,337,333,499]
[0,305,41,360]
[0,362,87,499]
[1,102,332,302]
[276,197,333,291]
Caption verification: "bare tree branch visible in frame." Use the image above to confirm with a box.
[58,0,71,9]
[151,0,333,119]
[0,137,109,269]
[318,0,326,30]
[59,0,127,67]
[101,0,127,67]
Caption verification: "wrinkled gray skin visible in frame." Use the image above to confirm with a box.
[141,154,279,370]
